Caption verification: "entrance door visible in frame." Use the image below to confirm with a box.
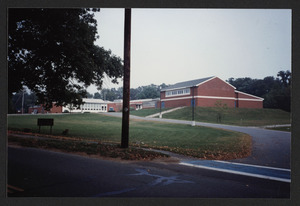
[161,101,165,108]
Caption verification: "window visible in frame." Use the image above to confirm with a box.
[184,89,190,94]
[166,88,190,97]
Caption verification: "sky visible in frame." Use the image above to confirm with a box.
[88,9,291,94]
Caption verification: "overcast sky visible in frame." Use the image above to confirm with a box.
[88,8,291,94]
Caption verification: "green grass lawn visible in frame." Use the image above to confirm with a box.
[161,107,291,126]
[7,113,251,160]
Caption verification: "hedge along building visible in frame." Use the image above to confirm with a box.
[158,76,264,109]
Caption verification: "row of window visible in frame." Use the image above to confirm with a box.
[82,107,107,111]
[81,103,107,111]
[166,88,190,97]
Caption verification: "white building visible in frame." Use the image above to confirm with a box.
[62,98,160,113]
[62,98,111,113]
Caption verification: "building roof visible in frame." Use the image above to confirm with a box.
[82,98,112,103]
[130,98,159,103]
[235,90,264,100]
[161,76,215,91]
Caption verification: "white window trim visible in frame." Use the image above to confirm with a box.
[161,95,263,102]
[235,90,264,100]
[195,76,237,89]
[165,88,190,97]
[237,98,264,102]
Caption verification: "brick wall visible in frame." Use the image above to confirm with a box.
[238,100,263,108]
[28,103,62,113]
[235,91,263,108]
[196,98,235,108]
[49,104,63,113]
[197,77,235,98]
[160,77,263,109]
[28,106,44,114]
[107,103,122,112]
[164,98,191,108]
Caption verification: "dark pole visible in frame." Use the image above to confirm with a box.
[121,8,131,148]
[192,86,195,126]
[21,87,25,114]
[192,87,194,120]
[159,87,162,118]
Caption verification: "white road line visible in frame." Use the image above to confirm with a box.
[214,160,291,172]
[179,162,291,183]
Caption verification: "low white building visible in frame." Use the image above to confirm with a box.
[62,98,111,113]
[62,98,160,113]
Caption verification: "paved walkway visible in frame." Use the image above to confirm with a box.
[262,124,291,128]
[9,112,291,183]
[9,131,291,184]
[104,112,291,169]
[143,147,290,183]
[9,112,291,182]
[145,107,185,118]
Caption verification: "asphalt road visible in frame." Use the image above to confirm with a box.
[7,146,290,198]
[106,113,291,169]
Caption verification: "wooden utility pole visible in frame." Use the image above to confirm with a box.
[121,8,131,148]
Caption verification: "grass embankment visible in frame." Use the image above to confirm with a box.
[7,113,251,160]
[158,107,290,126]
[130,108,169,117]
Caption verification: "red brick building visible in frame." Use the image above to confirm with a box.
[158,76,263,109]
[28,103,63,114]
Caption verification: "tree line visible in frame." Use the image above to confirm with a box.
[8,84,168,113]
[87,83,169,101]
[9,71,290,113]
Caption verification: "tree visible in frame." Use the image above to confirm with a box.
[98,83,169,101]
[8,8,123,109]
[9,90,37,113]
[277,70,291,87]
[86,92,94,98]
[93,92,102,99]
[130,88,139,100]
[137,85,159,99]
[133,84,162,100]
[214,100,228,123]
[227,70,291,112]
[227,77,256,95]
[100,88,118,101]
[276,70,291,112]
